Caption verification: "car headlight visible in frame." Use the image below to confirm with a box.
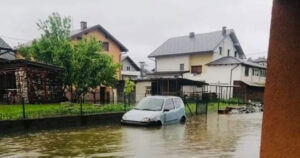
[142,117,151,122]
[122,115,127,120]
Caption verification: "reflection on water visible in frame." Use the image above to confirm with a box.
[0,113,262,158]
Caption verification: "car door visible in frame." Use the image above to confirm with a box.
[173,98,185,119]
[163,99,177,122]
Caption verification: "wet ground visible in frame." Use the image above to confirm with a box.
[0,113,262,158]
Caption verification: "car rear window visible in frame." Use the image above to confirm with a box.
[173,98,184,109]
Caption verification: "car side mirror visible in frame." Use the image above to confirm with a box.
[163,109,169,112]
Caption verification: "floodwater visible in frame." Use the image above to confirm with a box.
[0,113,262,158]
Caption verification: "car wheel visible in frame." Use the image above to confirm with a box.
[180,116,186,124]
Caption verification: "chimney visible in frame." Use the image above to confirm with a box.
[139,61,145,79]
[80,21,87,30]
[189,32,195,38]
[222,26,227,36]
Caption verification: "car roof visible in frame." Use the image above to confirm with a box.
[146,96,181,99]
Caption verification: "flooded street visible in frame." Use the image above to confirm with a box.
[0,113,262,158]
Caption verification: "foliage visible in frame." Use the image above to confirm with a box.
[0,103,133,120]
[18,12,119,101]
[123,78,135,95]
[72,37,119,99]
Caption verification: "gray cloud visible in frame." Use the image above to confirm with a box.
[0,0,272,69]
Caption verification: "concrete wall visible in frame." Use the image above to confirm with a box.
[135,81,151,102]
[260,0,300,157]
[0,112,124,135]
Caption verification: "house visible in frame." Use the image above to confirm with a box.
[206,56,266,101]
[69,21,128,103]
[148,27,245,82]
[253,57,267,66]
[148,27,266,101]
[121,55,140,80]
[0,37,15,60]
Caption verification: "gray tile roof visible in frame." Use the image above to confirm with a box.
[254,57,267,62]
[0,37,15,60]
[148,29,245,58]
[121,55,140,71]
[207,56,266,69]
[71,25,128,52]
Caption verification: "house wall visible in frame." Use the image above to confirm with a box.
[72,30,122,79]
[184,52,214,81]
[156,55,190,72]
[240,66,266,84]
[135,81,151,102]
[205,64,242,85]
[213,35,239,60]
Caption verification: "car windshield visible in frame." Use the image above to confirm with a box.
[134,97,164,111]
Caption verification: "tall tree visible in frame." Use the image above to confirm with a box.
[18,12,119,102]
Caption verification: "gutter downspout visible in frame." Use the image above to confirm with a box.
[229,64,239,98]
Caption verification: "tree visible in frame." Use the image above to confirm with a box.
[72,37,119,102]
[123,78,135,106]
[18,12,119,102]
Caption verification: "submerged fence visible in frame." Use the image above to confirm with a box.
[0,100,132,121]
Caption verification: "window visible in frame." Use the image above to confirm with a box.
[164,99,175,111]
[219,47,222,55]
[103,42,109,51]
[234,51,238,57]
[180,64,184,71]
[245,66,249,76]
[126,66,130,71]
[261,69,266,77]
[191,65,202,74]
[173,98,184,109]
[227,49,231,56]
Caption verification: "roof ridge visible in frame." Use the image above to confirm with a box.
[167,29,233,40]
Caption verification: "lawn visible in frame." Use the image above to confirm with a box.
[0,103,132,120]
[0,101,243,120]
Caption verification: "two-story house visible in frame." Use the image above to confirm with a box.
[148,27,266,101]
[148,27,245,81]
[121,55,140,80]
[70,21,128,103]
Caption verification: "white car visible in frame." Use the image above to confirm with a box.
[121,96,186,126]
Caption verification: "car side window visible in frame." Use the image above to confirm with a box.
[164,99,175,111]
[173,98,184,109]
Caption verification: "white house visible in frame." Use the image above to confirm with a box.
[148,27,266,101]
[253,57,267,66]
[148,27,246,82]
[121,55,141,80]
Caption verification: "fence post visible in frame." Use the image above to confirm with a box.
[80,96,83,116]
[22,97,26,119]
[124,95,127,111]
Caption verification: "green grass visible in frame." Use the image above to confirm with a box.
[0,100,245,120]
[0,103,132,120]
[185,101,243,115]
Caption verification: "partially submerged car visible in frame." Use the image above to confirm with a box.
[121,96,186,126]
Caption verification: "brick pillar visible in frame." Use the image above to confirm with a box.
[260,0,300,157]
[15,68,29,103]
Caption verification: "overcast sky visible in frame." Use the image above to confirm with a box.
[0,0,273,69]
